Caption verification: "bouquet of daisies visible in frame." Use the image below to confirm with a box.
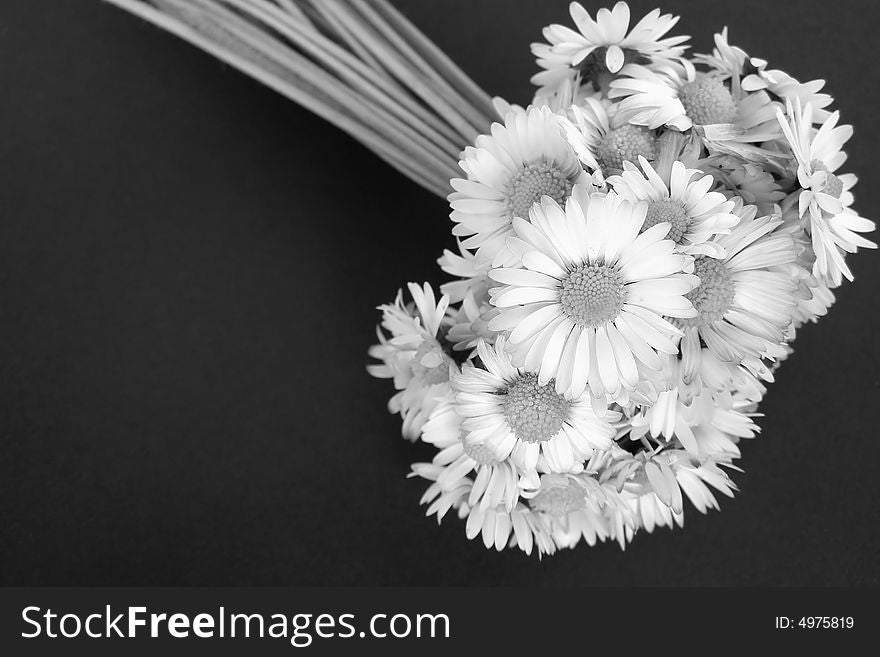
[110,1,874,556]
[367,3,875,556]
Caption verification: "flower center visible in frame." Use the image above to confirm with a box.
[643,199,689,242]
[811,160,843,198]
[504,161,573,221]
[678,76,737,125]
[529,480,587,517]
[596,124,657,171]
[680,256,734,327]
[823,173,843,198]
[462,439,498,466]
[558,262,625,328]
[411,341,450,386]
[502,373,570,444]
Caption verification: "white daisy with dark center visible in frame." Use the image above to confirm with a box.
[529,477,590,517]
[608,157,738,256]
[558,98,657,176]
[368,282,453,441]
[676,202,800,369]
[418,395,522,513]
[609,61,783,154]
[453,337,616,476]
[521,473,617,549]
[449,105,587,261]
[812,162,843,199]
[776,98,876,286]
[611,450,740,538]
[488,184,698,401]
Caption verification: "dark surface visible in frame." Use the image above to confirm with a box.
[0,0,878,586]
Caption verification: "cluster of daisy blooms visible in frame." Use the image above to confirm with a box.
[369,2,874,556]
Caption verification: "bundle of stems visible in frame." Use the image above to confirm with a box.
[103,0,498,197]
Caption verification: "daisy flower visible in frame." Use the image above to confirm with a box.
[617,457,739,544]
[531,2,688,102]
[608,62,727,130]
[609,60,783,165]
[478,454,636,554]
[607,156,739,257]
[368,282,454,440]
[600,445,738,546]
[775,99,876,285]
[696,154,785,215]
[635,338,769,412]
[596,448,682,522]
[487,185,698,401]
[557,96,658,178]
[419,394,522,512]
[677,202,799,370]
[630,371,759,458]
[454,337,617,478]
[520,472,622,550]
[448,105,588,260]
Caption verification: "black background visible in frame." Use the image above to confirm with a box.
[0,0,878,586]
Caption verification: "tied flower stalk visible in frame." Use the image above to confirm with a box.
[104,0,497,197]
